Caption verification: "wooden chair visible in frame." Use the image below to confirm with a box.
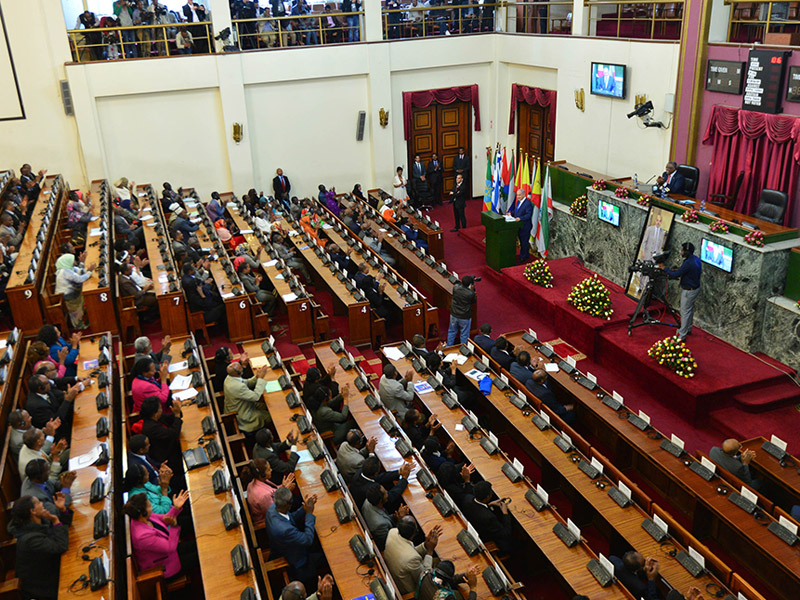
[695,450,775,514]
[257,549,290,600]
[116,281,143,343]
[187,309,214,346]
[0,538,20,600]
[730,572,768,600]
[312,300,330,341]
[425,306,439,341]
[248,294,271,339]
[370,310,386,349]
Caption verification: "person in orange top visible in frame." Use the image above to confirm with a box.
[300,208,326,247]
[380,198,397,224]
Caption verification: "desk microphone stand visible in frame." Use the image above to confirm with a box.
[628,273,680,335]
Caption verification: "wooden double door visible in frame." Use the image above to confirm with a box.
[407,101,472,202]
[517,102,554,170]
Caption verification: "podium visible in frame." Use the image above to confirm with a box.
[481,210,521,271]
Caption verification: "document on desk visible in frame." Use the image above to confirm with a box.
[545,363,559,373]
[90,216,100,222]
[168,360,188,373]
[503,215,516,222]
[275,274,284,280]
[443,353,468,365]
[83,359,99,370]
[322,224,334,230]
[414,381,435,395]
[147,221,157,227]
[465,368,489,382]
[140,214,154,221]
[249,355,269,368]
[221,292,235,299]
[239,229,253,235]
[169,374,192,391]
[88,227,103,237]
[263,260,278,268]
[383,346,406,361]
[173,388,198,402]
[68,445,103,471]
[282,292,298,302]
[265,380,282,393]
[296,449,314,464]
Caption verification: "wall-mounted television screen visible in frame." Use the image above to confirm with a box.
[598,200,620,226]
[591,63,627,99]
[701,238,733,273]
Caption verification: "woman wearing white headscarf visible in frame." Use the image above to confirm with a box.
[54,253,96,330]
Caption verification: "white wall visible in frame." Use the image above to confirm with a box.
[96,88,232,198]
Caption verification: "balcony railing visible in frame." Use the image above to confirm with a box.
[381,3,500,39]
[506,2,574,35]
[727,1,800,44]
[587,0,684,40]
[231,12,365,49]
[67,21,214,62]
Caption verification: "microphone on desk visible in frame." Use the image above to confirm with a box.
[644,174,657,185]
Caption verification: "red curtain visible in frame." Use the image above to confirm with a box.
[508,84,557,144]
[702,104,800,224]
[402,85,481,140]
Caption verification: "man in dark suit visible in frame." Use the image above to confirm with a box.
[266,487,321,589]
[511,188,533,263]
[461,481,513,555]
[273,168,291,204]
[181,263,226,324]
[609,552,660,600]
[526,369,575,425]
[453,147,470,181]
[655,161,685,195]
[127,434,161,485]
[449,173,467,232]
[709,439,763,491]
[350,457,411,510]
[490,337,514,370]
[410,154,428,207]
[473,323,495,353]
[427,153,444,205]
[509,351,536,386]
[26,375,75,439]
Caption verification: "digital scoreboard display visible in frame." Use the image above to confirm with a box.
[705,60,745,94]
[742,49,790,114]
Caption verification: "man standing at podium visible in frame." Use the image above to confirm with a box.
[511,188,533,263]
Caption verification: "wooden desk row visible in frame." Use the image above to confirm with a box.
[366,188,444,259]
[339,193,477,335]
[239,340,402,600]
[312,342,519,600]
[390,343,742,599]
[309,197,428,341]
[133,184,187,336]
[167,195,258,342]
[6,174,64,332]
[741,436,800,512]
[499,330,793,600]
[56,331,117,600]
[222,194,320,345]
[125,333,260,599]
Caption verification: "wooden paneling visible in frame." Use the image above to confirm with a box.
[518,102,555,166]
[408,101,472,203]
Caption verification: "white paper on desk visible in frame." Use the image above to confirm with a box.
[378,228,387,232]
[221,292,235,299]
[89,227,103,237]
[90,216,100,222]
[140,215,154,221]
[275,274,284,280]
[250,355,269,368]
[138,192,147,198]
[168,361,188,373]
[288,230,299,237]
[544,363,559,373]
[190,218,201,224]
[503,215,516,222]
[443,353,468,365]
[173,388,198,402]
[414,381,434,395]
[146,221,157,227]
[383,346,405,361]
[239,229,254,235]
[264,259,278,268]
[0,339,6,350]
[295,449,315,464]
[455,423,464,432]
[185,201,198,208]
[464,368,488,382]
[143,206,152,211]
[68,445,103,471]
[322,224,333,230]
[158,273,169,283]
[282,292,298,302]
[226,202,237,208]
[169,374,192,391]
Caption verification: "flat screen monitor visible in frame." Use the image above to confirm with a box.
[598,200,620,226]
[591,62,627,99]
[701,238,733,273]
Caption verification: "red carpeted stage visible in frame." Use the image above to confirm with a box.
[498,257,800,422]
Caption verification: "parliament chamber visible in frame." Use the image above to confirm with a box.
[3,1,800,600]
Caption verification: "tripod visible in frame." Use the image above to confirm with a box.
[628,273,680,335]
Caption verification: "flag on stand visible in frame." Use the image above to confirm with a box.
[482,148,493,212]
[535,165,554,257]
[490,146,503,213]
[506,150,516,214]
[521,154,531,198]
[529,158,543,250]
[500,148,510,211]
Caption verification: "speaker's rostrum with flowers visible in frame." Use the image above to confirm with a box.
[524,259,553,288]
[648,335,697,378]
[567,275,614,319]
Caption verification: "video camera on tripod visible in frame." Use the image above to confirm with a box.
[628,250,671,279]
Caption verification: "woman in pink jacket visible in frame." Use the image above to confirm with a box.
[125,489,195,579]
[131,357,172,413]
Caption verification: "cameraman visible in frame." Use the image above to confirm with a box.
[447,275,476,345]
[660,242,701,341]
